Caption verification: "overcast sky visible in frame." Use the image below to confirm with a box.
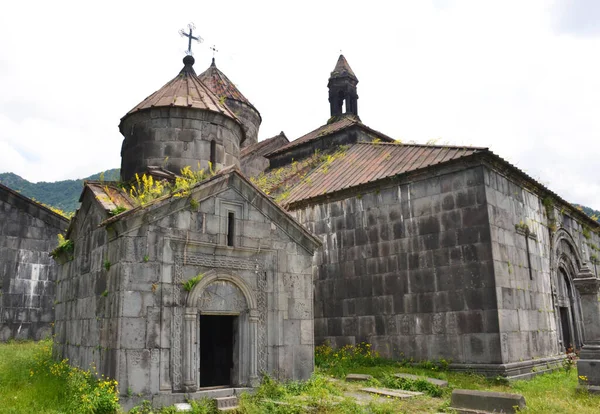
[1,0,599,209]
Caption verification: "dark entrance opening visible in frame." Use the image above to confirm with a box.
[559,307,572,351]
[199,315,236,387]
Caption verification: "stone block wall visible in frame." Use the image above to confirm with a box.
[55,180,315,396]
[0,184,68,341]
[120,107,244,182]
[291,165,499,364]
[484,165,600,367]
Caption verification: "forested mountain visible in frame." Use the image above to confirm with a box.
[574,205,600,222]
[0,169,120,213]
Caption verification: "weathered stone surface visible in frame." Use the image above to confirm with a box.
[345,373,373,382]
[54,170,320,402]
[359,387,423,399]
[394,373,448,387]
[450,389,526,413]
[0,184,69,341]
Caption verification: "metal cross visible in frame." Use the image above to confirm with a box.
[179,23,203,55]
[210,45,219,58]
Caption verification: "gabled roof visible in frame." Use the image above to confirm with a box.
[266,115,395,157]
[198,58,256,111]
[92,166,321,253]
[282,142,485,207]
[330,54,357,81]
[81,181,136,212]
[241,132,289,158]
[124,56,238,121]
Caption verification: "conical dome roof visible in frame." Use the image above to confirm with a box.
[198,58,254,107]
[125,55,238,121]
[330,54,358,81]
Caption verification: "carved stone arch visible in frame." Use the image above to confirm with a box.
[185,269,258,311]
[181,269,259,392]
[553,228,585,271]
[552,228,585,350]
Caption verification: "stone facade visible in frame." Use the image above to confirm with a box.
[288,157,600,378]
[53,171,319,397]
[0,183,68,341]
[120,108,243,182]
[225,98,261,149]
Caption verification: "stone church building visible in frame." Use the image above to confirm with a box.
[52,55,320,403]
[2,41,599,402]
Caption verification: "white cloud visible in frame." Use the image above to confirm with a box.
[0,0,599,209]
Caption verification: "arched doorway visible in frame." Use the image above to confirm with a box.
[182,271,259,391]
[557,267,583,351]
[553,230,586,352]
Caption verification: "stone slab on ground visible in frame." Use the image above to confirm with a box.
[346,373,373,382]
[174,403,192,412]
[214,396,239,411]
[360,387,423,399]
[344,392,394,405]
[394,373,449,387]
[451,389,526,413]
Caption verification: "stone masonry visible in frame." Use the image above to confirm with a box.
[53,170,320,397]
[0,183,69,341]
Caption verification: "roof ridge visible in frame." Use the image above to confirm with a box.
[355,142,488,150]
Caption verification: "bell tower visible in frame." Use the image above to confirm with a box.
[328,55,359,120]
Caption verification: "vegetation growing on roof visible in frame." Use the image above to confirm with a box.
[250,146,348,200]
[50,234,74,260]
[126,164,216,207]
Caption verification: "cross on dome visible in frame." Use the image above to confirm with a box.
[179,23,203,55]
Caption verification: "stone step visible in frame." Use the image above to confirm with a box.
[360,387,424,399]
[394,373,449,387]
[214,396,239,411]
[346,373,374,382]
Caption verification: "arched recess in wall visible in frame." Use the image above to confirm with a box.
[182,269,259,391]
[553,228,585,351]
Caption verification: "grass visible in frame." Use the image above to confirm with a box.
[0,339,119,414]
[1,341,599,413]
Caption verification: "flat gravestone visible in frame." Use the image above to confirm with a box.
[346,373,373,382]
[394,373,449,388]
[360,387,423,399]
[174,403,192,412]
[451,389,526,414]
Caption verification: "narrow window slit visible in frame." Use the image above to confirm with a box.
[227,212,235,247]
[210,140,216,167]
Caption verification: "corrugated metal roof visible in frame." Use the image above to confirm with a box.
[241,132,289,158]
[282,142,485,206]
[124,56,238,121]
[267,115,395,157]
[198,59,256,111]
[84,182,136,212]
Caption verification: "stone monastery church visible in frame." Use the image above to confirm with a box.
[1,43,600,402]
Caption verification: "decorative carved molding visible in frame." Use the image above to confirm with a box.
[573,277,600,295]
[257,271,268,372]
[178,254,264,271]
[172,253,268,389]
[172,307,182,390]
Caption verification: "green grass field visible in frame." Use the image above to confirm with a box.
[1,340,599,413]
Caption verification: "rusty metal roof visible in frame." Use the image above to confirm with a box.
[241,132,289,158]
[267,115,395,157]
[84,182,136,212]
[125,56,238,121]
[282,142,486,206]
[330,54,357,81]
[198,58,255,110]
